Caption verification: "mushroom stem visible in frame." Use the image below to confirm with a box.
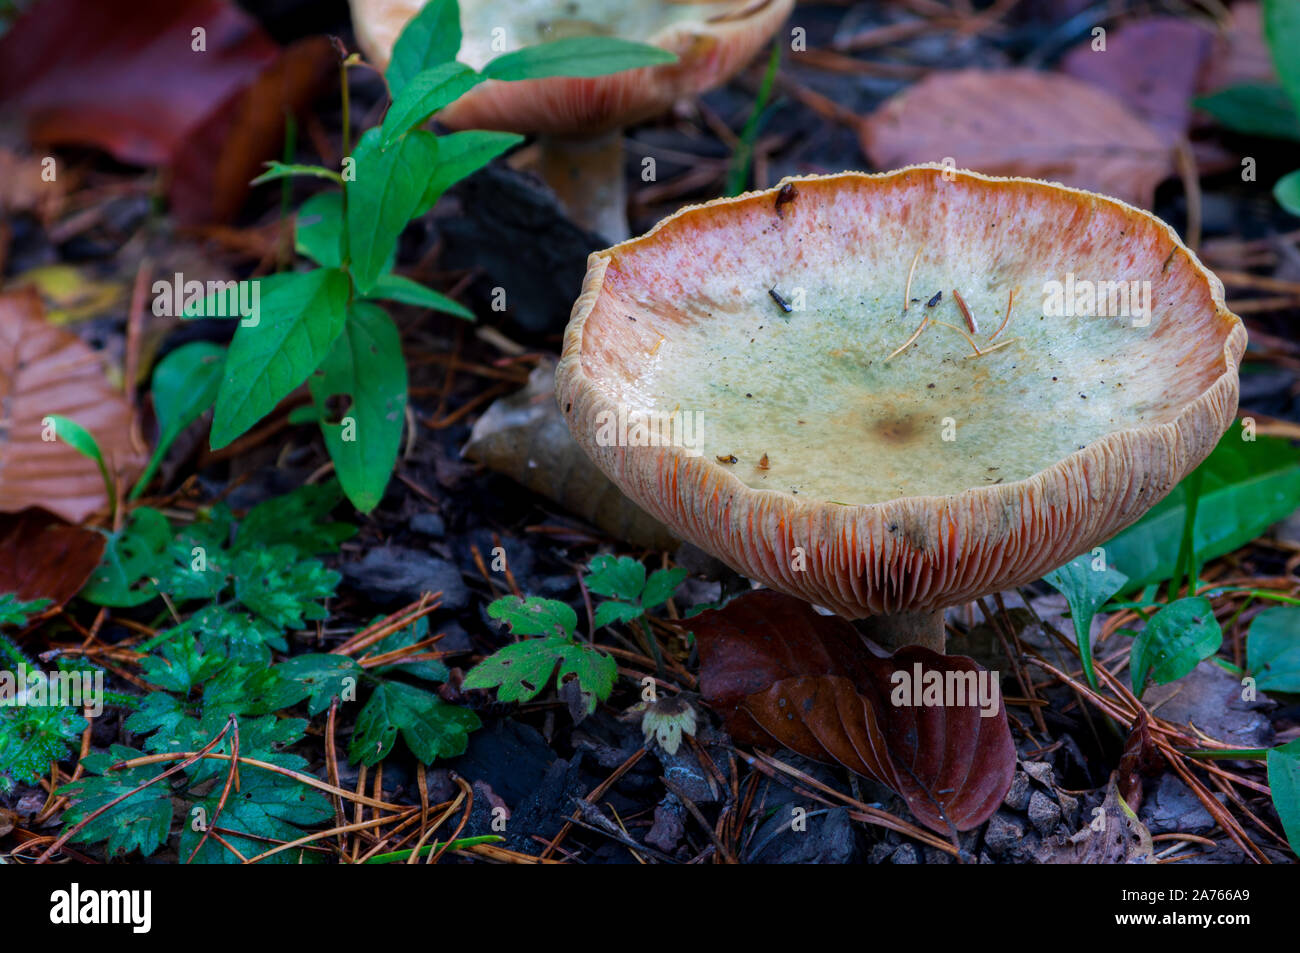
[537,130,629,243]
[857,608,946,654]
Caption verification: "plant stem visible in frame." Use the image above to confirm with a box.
[857,608,946,653]
[536,131,628,242]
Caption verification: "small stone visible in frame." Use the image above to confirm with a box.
[890,844,919,864]
[1057,791,1081,828]
[1028,789,1062,835]
[983,810,1025,856]
[922,846,954,865]
[342,546,469,609]
[1022,760,1054,785]
[1003,770,1032,811]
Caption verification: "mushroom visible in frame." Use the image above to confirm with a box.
[556,165,1246,652]
[349,0,794,240]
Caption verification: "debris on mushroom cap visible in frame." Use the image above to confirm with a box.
[556,165,1246,619]
[349,0,795,136]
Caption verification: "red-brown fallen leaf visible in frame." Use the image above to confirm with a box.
[0,0,330,224]
[1201,2,1276,93]
[691,590,1015,834]
[0,510,104,608]
[1060,17,1214,146]
[1116,711,1163,813]
[859,69,1172,208]
[0,288,145,523]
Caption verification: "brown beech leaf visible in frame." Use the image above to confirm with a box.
[859,69,1172,208]
[1060,17,1214,146]
[0,0,330,225]
[0,510,104,607]
[691,590,1015,833]
[0,288,145,523]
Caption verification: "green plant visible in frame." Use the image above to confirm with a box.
[1193,0,1300,215]
[164,0,674,514]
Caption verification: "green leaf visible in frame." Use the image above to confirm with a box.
[58,745,174,858]
[379,62,481,147]
[181,274,295,321]
[45,413,111,500]
[555,642,618,716]
[346,128,439,293]
[1267,738,1300,854]
[309,302,408,512]
[1131,596,1223,694]
[370,615,449,683]
[233,480,355,556]
[210,268,350,449]
[486,596,577,638]
[482,36,676,81]
[0,693,87,787]
[364,272,474,319]
[232,546,339,629]
[349,681,479,766]
[415,130,523,215]
[266,654,364,716]
[593,600,643,629]
[642,567,688,609]
[1104,434,1300,593]
[584,555,646,602]
[386,0,461,98]
[1247,606,1300,692]
[1263,0,1300,115]
[462,636,566,704]
[1276,169,1300,217]
[132,342,225,500]
[251,161,343,186]
[179,767,333,863]
[184,605,286,665]
[1193,84,1300,141]
[295,191,344,267]
[1042,553,1129,691]
[80,507,173,607]
[363,834,502,863]
[0,594,52,628]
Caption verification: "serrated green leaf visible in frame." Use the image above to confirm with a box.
[1267,737,1300,854]
[0,593,52,628]
[1247,606,1300,692]
[364,272,474,319]
[184,604,287,665]
[379,61,480,146]
[481,36,676,81]
[210,268,350,449]
[1104,434,1300,593]
[295,191,345,267]
[267,654,364,716]
[554,642,617,716]
[461,636,566,704]
[309,302,408,513]
[132,341,225,500]
[642,567,688,609]
[1193,84,1300,140]
[233,480,355,556]
[59,745,173,858]
[386,0,462,98]
[1131,596,1223,694]
[585,555,646,602]
[179,767,332,863]
[593,600,642,629]
[349,680,479,766]
[1042,553,1128,691]
[80,507,173,607]
[415,130,523,215]
[0,696,86,786]
[486,596,577,638]
[346,128,439,293]
[232,546,338,629]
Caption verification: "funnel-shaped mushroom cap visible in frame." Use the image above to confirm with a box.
[350,0,794,135]
[557,166,1246,618]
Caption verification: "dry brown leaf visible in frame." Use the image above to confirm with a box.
[0,288,145,523]
[0,510,105,607]
[860,69,1173,208]
[1036,773,1155,864]
[463,359,678,551]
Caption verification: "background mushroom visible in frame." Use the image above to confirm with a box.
[556,164,1246,652]
[349,0,795,240]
